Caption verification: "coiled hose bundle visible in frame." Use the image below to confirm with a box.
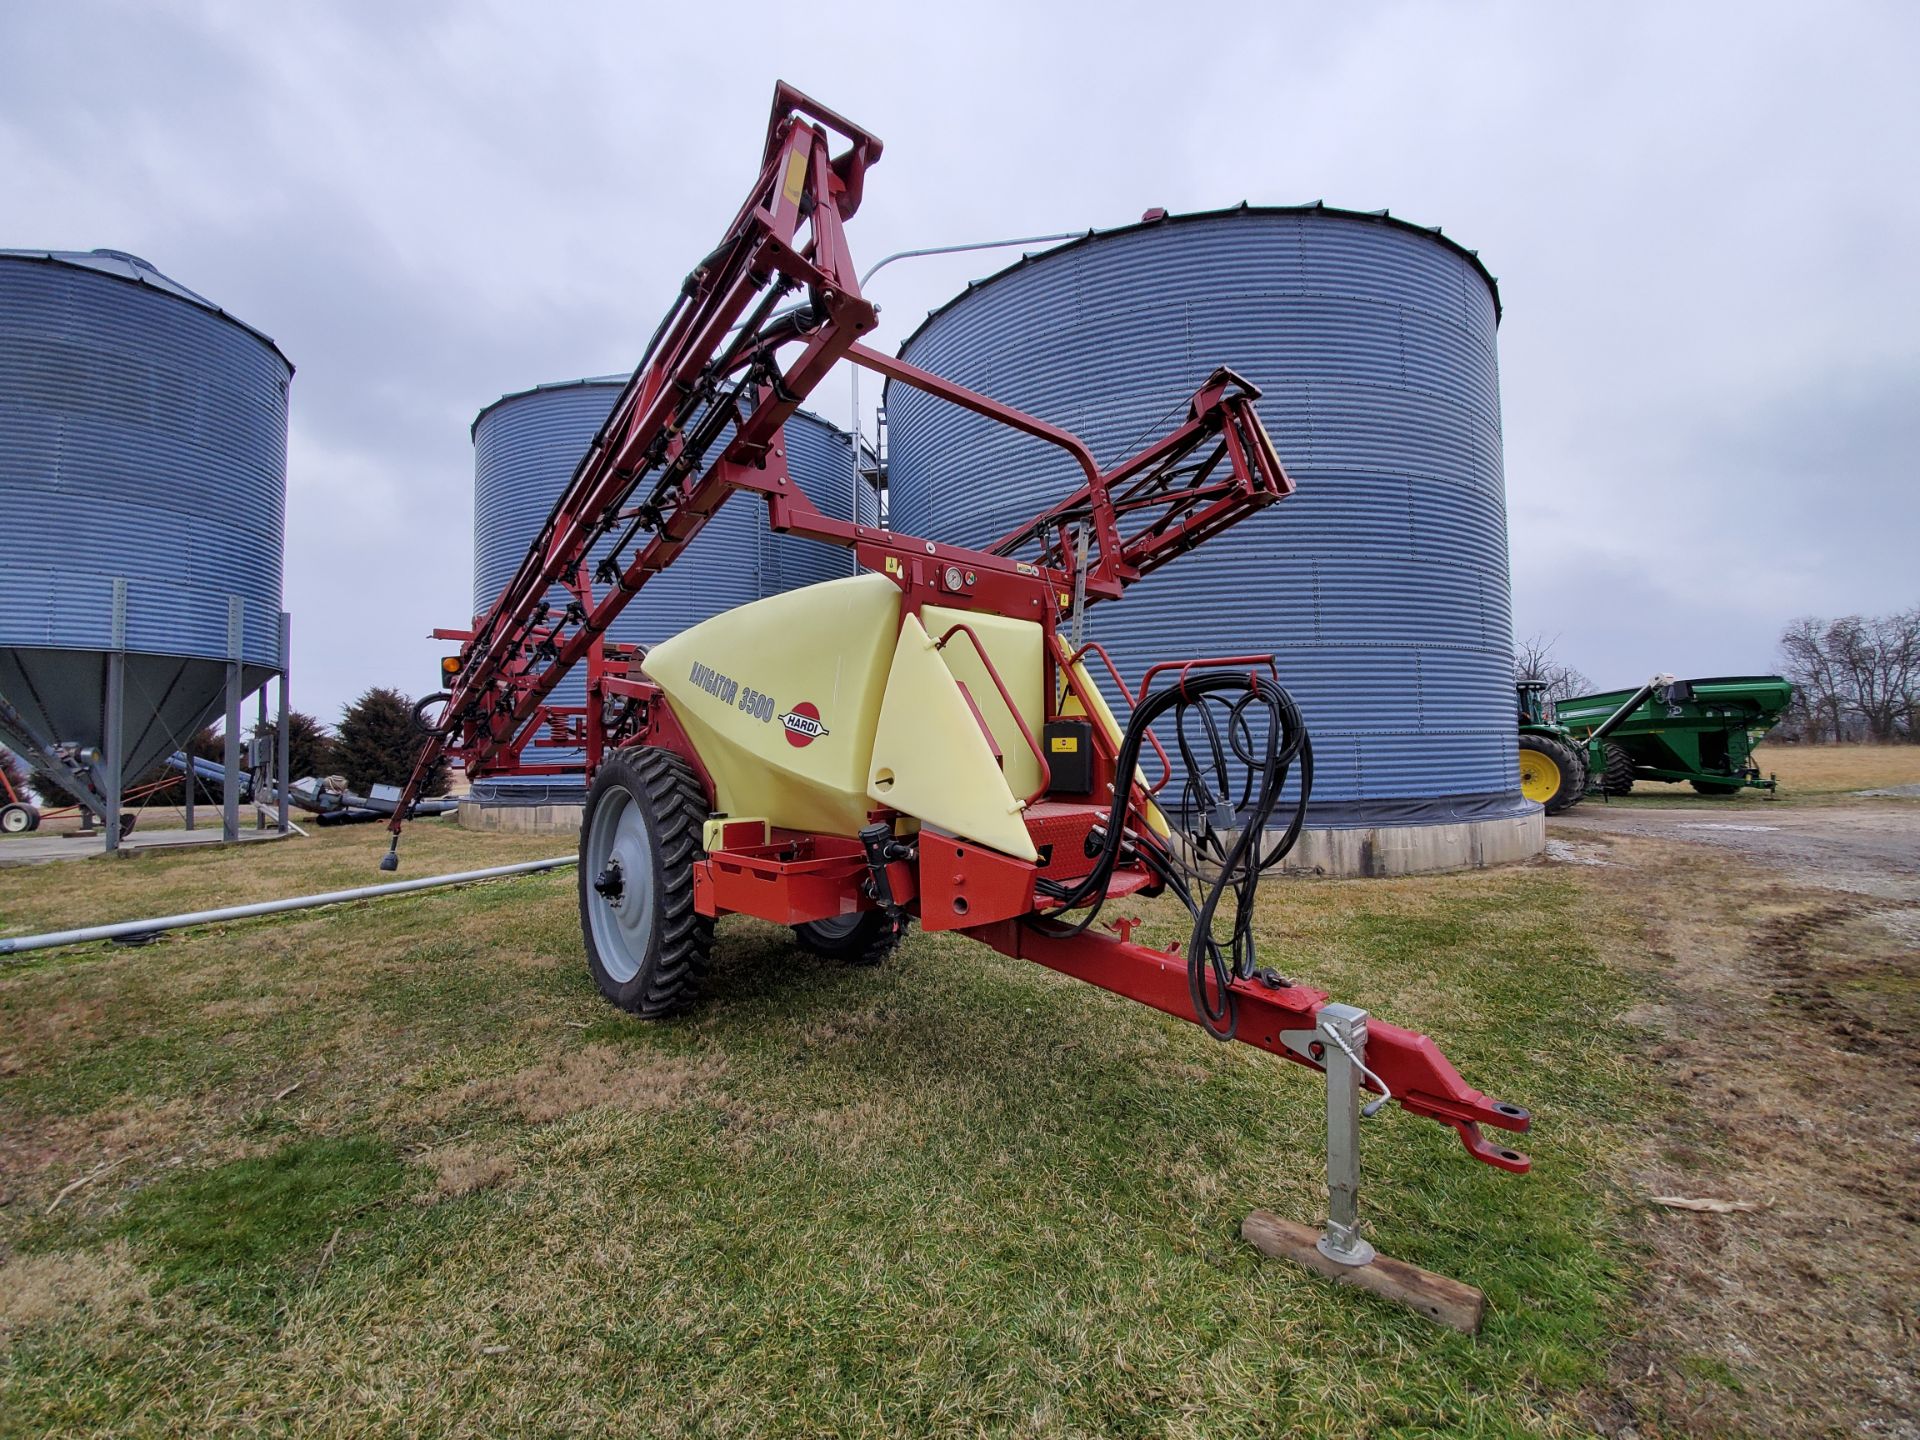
[1035,669,1312,1040]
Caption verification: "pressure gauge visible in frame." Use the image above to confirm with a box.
[943,565,964,590]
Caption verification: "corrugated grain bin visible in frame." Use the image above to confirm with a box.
[885,206,1536,872]
[469,379,876,795]
[0,249,289,792]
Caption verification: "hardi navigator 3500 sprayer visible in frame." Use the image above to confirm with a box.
[386,86,1529,1326]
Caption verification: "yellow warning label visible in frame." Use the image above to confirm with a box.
[781,148,808,207]
[884,555,903,576]
[1050,736,1079,753]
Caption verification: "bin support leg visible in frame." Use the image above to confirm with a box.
[103,649,125,855]
[255,685,268,831]
[1241,1002,1488,1333]
[103,577,127,853]
[222,660,242,844]
[276,612,291,835]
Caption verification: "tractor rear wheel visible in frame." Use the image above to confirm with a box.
[1690,779,1742,796]
[1517,735,1582,815]
[1601,742,1636,796]
[793,911,905,967]
[578,747,714,1018]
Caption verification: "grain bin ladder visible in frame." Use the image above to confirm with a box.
[383,83,1529,1328]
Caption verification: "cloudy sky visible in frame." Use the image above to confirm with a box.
[4,1,1914,719]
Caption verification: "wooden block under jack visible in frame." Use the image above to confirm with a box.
[1241,1210,1486,1334]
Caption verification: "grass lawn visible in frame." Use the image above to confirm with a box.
[1603,741,1920,807]
[0,821,1651,1436]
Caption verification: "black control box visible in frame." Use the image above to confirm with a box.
[1043,718,1095,795]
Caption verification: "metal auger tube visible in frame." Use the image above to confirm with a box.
[1587,673,1676,745]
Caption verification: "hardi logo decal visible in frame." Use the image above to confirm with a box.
[778,702,830,747]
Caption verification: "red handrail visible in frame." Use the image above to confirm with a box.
[933,622,1052,806]
[1136,653,1279,703]
[1066,641,1174,796]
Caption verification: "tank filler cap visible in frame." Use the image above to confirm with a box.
[1140,207,1169,223]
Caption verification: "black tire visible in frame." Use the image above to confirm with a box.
[1601,742,1636,796]
[1690,779,1743,796]
[1,803,37,835]
[1517,734,1583,815]
[793,911,906,967]
[577,747,714,1017]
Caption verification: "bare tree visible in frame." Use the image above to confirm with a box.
[1779,616,1849,743]
[1778,607,1919,744]
[1836,609,1920,742]
[1514,634,1593,703]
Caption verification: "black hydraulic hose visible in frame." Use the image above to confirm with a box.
[411,692,452,734]
[1035,670,1312,1041]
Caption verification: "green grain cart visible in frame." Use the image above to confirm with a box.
[1555,675,1793,796]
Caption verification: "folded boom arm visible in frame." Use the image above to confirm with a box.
[388,90,1288,827]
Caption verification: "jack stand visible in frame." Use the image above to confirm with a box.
[1243,1002,1488,1334]
[1315,1003,1376,1268]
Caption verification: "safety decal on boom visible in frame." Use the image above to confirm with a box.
[779,703,830,747]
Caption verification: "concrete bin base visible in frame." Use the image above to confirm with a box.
[460,800,584,834]
[1275,809,1544,878]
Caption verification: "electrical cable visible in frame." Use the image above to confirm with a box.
[1031,668,1312,1041]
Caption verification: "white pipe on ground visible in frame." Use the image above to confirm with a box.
[0,856,576,958]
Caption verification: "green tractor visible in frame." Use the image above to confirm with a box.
[1515,681,1588,814]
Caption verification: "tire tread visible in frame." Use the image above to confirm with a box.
[1601,741,1636,796]
[579,747,714,1018]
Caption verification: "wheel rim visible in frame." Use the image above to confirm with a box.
[584,781,656,984]
[804,914,864,942]
[1518,749,1561,803]
[2,810,24,834]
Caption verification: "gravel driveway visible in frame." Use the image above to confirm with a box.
[1556,801,1920,901]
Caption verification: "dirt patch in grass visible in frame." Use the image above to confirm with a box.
[422,1144,516,1202]
[0,1098,200,1212]
[0,992,111,1060]
[197,990,309,1025]
[1580,831,1920,1436]
[0,1242,152,1341]
[442,1044,728,1126]
[1758,895,1920,1050]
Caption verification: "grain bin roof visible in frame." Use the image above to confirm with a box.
[0,247,293,371]
[897,201,1502,356]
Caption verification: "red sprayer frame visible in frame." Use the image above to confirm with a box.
[390,84,1530,1179]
